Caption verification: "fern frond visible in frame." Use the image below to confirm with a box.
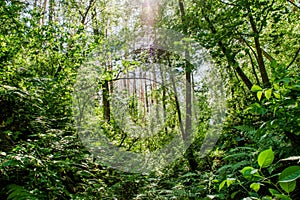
[223,152,251,161]
[6,184,35,200]
[228,146,256,153]
[234,125,256,135]
[231,160,249,171]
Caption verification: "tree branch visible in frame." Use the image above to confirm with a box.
[81,0,95,25]
[248,9,270,87]
[287,0,300,10]
[202,8,253,90]
[286,46,300,70]
[247,51,261,85]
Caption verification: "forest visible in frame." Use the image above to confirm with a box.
[0,0,299,199]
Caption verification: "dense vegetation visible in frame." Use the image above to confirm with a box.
[0,0,299,199]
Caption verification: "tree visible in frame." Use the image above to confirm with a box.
[177,0,198,171]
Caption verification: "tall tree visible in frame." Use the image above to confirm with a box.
[178,0,198,171]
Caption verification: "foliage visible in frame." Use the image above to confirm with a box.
[219,148,300,199]
[0,0,299,199]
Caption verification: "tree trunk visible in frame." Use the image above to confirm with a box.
[144,72,149,113]
[48,0,54,23]
[92,8,110,122]
[248,13,270,87]
[102,80,111,122]
[178,0,198,171]
[152,66,160,121]
[247,51,261,85]
[167,56,185,138]
[159,64,167,134]
[41,0,47,25]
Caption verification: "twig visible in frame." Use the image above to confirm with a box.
[287,0,300,10]
[286,46,300,70]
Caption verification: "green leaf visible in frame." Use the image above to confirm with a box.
[269,188,280,195]
[279,180,296,193]
[219,180,226,191]
[274,92,281,99]
[261,196,273,200]
[273,194,291,200]
[278,166,300,182]
[219,178,235,191]
[265,89,272,100]
[270,60,277,68]
[241,166,260,180]
[247,103,268,115]
[250,183,261,192]
[273,83,280,90]
[257,91,263,101]
[1,160,20,167]
[251,85,263,92]
[281,78,291,84]
[230,191,239,199]
[258,148,274,168]
[241,166,254,176]
[226,178,236,187]
[122,60,130,67]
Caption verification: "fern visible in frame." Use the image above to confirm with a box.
[217,164,233,174]
[224,146,257,162]
[223,152,251,161]
[234,125,256,134]
[231,160,249,171]
[218,146,257,175]
[6,184,36,200]
[228,146,257,153]
[234,125,257,141]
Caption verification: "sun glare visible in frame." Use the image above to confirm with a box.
[141,0,160,27]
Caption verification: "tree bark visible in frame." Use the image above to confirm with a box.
[159,64,167,134]
[247,51,261,85]
[41,0,47,25]
[178,0,198,171]
[48,0,54,23]
[248,13,270,87]
[102,80,111,122]
[167,56,185,138]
